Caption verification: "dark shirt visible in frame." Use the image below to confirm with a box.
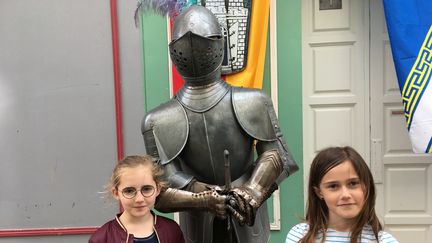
[134,232,158,243]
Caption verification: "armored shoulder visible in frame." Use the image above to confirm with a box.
[141,99,189,164]
[232,87,278,141]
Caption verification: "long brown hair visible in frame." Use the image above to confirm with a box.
[301,146,382,243]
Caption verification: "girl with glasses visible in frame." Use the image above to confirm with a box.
[89,155,185,243]
[285,146,398,243]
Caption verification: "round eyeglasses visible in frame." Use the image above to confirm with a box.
[120,185,156,199]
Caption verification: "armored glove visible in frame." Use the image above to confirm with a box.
[228,149,283,226]
[186,179,223,193]
[155,188,227,219]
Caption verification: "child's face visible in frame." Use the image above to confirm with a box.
[112,165,160,220]
[315,160,365,229]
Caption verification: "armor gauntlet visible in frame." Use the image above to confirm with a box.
[155,188,227,219]
[186,179,223,193]
[229,149,283,226]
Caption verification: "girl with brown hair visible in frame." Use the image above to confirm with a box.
[285,146,398,243]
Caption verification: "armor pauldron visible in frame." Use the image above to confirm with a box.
[232,87,277,141]
[141,99,188,164]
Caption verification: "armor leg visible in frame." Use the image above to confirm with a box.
[232,203,270,243]
[213,218,238,243]
[178,204,269,243]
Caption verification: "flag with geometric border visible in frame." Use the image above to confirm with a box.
[383,0,432,153]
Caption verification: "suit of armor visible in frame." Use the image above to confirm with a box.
[142,6,298,243]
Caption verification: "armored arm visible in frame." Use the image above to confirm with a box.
[229,87,299,225]
[256,138,298,185]
[152,147,225,217]
[231,86,298,184]
[163,158,220,192]
[229,149,283,225]
[155,188,227,219]
[257,93,298,183]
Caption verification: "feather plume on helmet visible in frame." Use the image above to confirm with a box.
[134,0,198,26]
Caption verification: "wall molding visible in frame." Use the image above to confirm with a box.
[269,0,281,231]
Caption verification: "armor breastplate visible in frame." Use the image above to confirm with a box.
[142,84,287,185]
[179,91,254,185]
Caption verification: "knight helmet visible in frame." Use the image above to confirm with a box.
[169,5,224,85]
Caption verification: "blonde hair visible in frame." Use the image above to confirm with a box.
[107,155,168,192]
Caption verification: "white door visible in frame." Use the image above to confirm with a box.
[370,1,432,242]
[302,0,369,178]
[303,1,432,242]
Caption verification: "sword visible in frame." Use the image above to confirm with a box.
[224,149,233,243]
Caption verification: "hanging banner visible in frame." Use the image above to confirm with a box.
[383,0,432,153]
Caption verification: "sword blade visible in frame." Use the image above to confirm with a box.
[224,149,233,243]
[224,150,231,190]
